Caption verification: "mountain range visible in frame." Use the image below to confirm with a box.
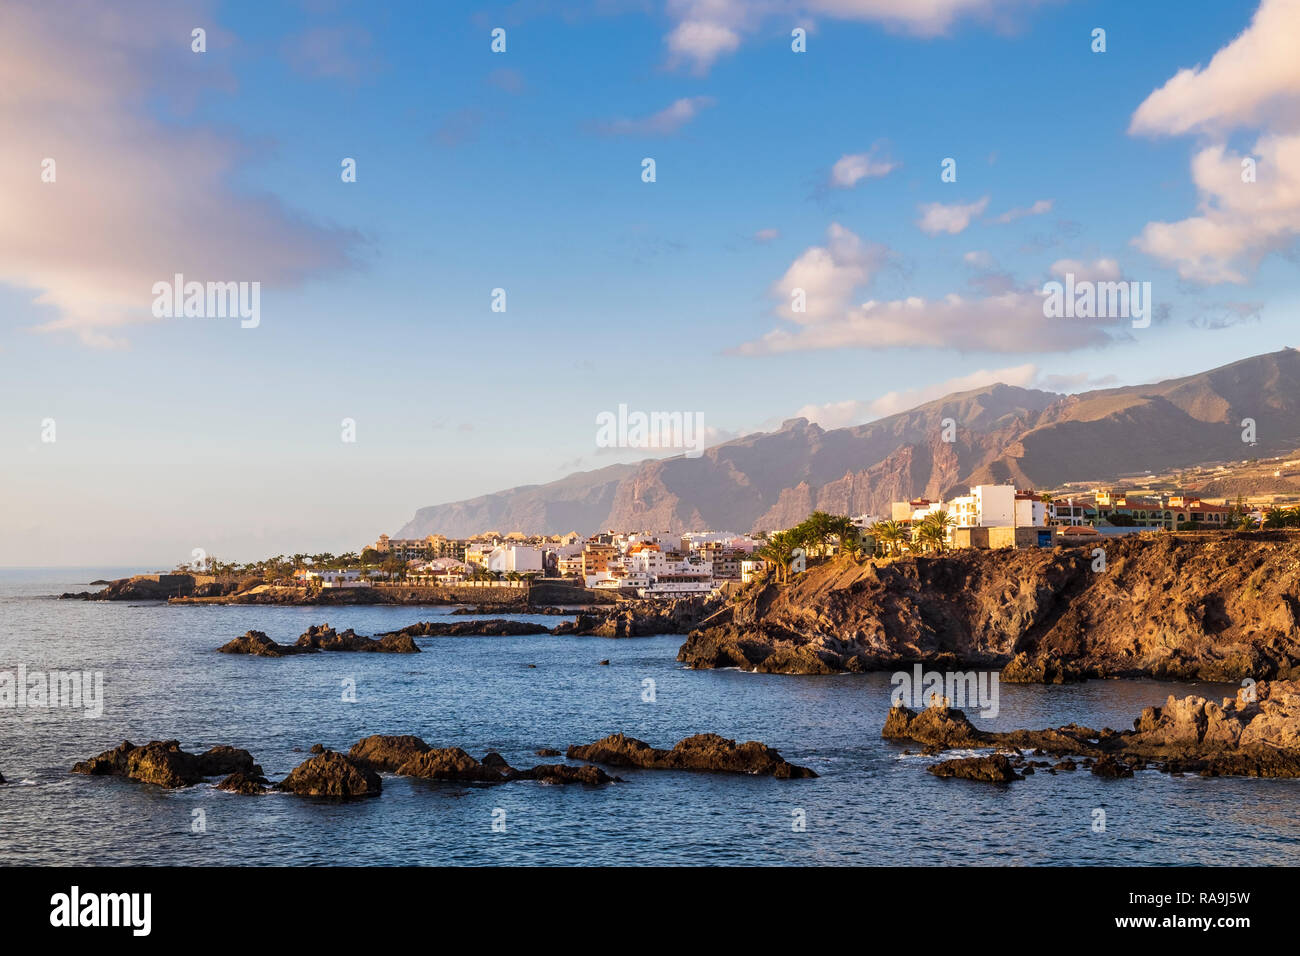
[396,348,1300,537]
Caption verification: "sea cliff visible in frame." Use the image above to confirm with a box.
[678,532,1300,680]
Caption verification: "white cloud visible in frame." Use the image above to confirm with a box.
[769,223,892,322]
[744,221,1131,355]
[794,363,1041,427]
[0,1,355,347]
[917,196,989,235]
[1129,0,1300,137]
[994,198,1053,223]
[665,17,743,73]
[664,0,1046,73]
[597,96,716,136]
[1129,0,1300,283]
[754,228,781,242]
[1049,258,1122,282]
[830,150,899,188]
[740,288,1119,355]
[1034,371,1120,392]
[963,250,995,268]
[1133,134,1300,284]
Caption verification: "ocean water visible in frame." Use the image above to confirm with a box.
[1,568,1297,866]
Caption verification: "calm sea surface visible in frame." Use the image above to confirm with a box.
[1,568,1296,866]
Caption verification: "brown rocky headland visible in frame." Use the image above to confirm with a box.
[679,534,1300,681]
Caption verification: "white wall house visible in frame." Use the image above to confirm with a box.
[1014,496,1048,527]
[487,545,544,574]
[947,485,1015,527]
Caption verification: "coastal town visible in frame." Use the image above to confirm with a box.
[264,460,1300,600]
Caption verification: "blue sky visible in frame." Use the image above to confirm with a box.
[3,0,1297,566]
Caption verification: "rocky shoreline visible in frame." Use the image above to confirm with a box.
[678,535,1300,681]
[61,574,621,608]
[551,595,724,638]
[67,730,814,799]
[886,679,1300,781]
[379,619,551,638]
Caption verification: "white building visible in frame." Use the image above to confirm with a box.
[944,484,1047,529]
[911,500,945,523]
[1014,494,1048,528]
[487,545,544,574]
[946,485,1016,527]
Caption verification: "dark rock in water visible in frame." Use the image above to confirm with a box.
[1002,652,1088,684]
[929,754,1022,783]
[882,704,989,749]
[567,732,816,778]
[0,770,5,784]
[197,745,263,777]
[219,625,419,655]
[216,771,270,794]
[309,743,325,754]
[481,752,511,770]
[1091,755,1134,778]
[218,630,303,657]
[554,595,722,639]
[395,747,509,782]
[885,681,1300,781]
[381,619,549,638]
[277,750,382,799]
[512,764,620,785]
[72,740,262,788]
[296,623,420,653]
[598,659,610,666]
[535,748,561,757]
[1180,748,1300,778]
[346,735,617,786]
[347,734,432,773]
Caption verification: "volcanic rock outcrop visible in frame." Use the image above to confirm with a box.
[680,535,1300,680]
[276,750,383,799]
[886,679,1300,779]
[380,619,550,638]
[553,595,722,639]
[72,740,263,788]
[217,625,419,655]
[566,732,816,778]
[344,734,620,785]
[928,753,1022,783]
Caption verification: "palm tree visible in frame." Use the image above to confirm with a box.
[919,510,955,553]
[1264,506,1289,529]
[756,531,797,584]
[869,520,907,557]
[825,514,858,555]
